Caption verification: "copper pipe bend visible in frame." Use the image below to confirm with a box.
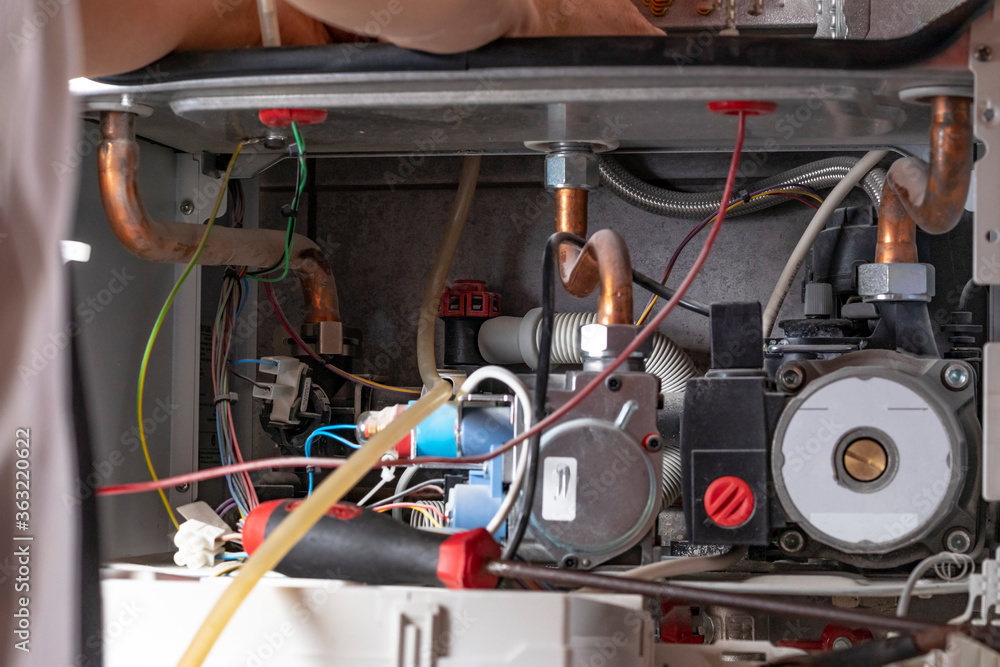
[875,96,973,264]
[554,188,633,325]
[97,112,339,323]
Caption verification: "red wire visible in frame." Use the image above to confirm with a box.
[103,113,748,496]
[379,110,749,470]
[97,457,344,497]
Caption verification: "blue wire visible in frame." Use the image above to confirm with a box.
[232,358,277,366]
[304,426,360,496]
[235,277,249,318]
[219,552,248,561]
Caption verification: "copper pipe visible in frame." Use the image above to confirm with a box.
[554,188,633,325]
[875,96,973,264]
[97,112,339,323]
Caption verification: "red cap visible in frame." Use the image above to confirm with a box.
[436,528,501,589]
[258,109,328,128]
[704,476,755,527]
[707,100,777,116]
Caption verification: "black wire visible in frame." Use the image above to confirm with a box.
[227,366,268,390]
[368,478,447,509]
[557,234,710,317]
[502,232,564,559]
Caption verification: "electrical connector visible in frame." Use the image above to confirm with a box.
[173,519,227,569]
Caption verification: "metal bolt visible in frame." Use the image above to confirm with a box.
[561,555,579,569]
[976,44,993,62]
[606,376,622,392]
[843,438,888,483]
[179,200,194,216]
[946,529,972,554]
[777,365,804,392]
[942,363,971,390]
[778,530,805,553]
[831,637,853,650]
[263,135,287,150]
[643,434,663,452]
[174,483,190,493]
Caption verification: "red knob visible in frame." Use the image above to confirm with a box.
[704,476,754,527]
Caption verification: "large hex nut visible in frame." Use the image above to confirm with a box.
[857,263,935,302]
[579,323,653,359]
[545,149,599,191]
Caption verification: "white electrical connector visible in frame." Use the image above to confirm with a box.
[173,519,227,569]
[952,547,1000,625]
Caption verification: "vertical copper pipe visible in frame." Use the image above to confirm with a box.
[97,111,340,323]
[875,96,973,264]
[553,187,633,325]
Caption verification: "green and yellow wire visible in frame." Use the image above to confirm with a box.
[635,188,824,326]
[137,141,246,530]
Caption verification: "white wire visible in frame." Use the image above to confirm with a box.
[896,552,975,617]
[457,366,535,535]
[761,149,889,337]
[357,476,390,507]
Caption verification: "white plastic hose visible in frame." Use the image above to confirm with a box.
[761,150,888,337]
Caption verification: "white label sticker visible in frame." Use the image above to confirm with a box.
[542,457,577,521]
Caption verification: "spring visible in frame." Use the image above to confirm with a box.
[408,501,447,529]
[649,0,672,16]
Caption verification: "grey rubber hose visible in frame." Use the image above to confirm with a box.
[661,445,683,508]
[478,310,696,394]
[600,156,886,219]
[545,312,695,393]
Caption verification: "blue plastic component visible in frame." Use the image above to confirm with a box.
[411,402,459,457]
[410,401,516,537]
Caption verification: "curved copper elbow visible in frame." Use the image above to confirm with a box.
[875,96,973,264]
[97,112,339,324]
[554,188,633,325]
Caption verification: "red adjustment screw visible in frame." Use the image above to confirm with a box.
[704,476,755,527]
[438,280,501,318]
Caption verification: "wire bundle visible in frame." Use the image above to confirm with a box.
[213,273,260,518]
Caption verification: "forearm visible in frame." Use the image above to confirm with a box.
[285,0,532,53]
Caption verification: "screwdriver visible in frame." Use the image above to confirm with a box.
[242,499,500,588]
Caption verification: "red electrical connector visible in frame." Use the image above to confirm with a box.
[438,280,501,318]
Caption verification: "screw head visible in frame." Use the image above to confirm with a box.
[263,135,287,150]
[777,365,804,392]
[606,376,622,392]
[778,530,805,553]
[561,555,579,569]
[976,44,993,61]
[946,529,972,554]
[942,363,971,390]
[174,483,190,493]
[179,200,194,216]
[831,637,853,650]
[643,434,663,452]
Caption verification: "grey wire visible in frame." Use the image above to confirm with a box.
[959,278,979,311]
[896,552,974,617]
[600,155,885,219]
[369,478,446,509]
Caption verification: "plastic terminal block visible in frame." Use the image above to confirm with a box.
[252,355,307,425]
[964,547,1000,625]
[173,520,226,569]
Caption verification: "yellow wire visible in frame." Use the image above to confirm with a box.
[635,189,824,326]
[137,142,245,531]
[374,505,443,529]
